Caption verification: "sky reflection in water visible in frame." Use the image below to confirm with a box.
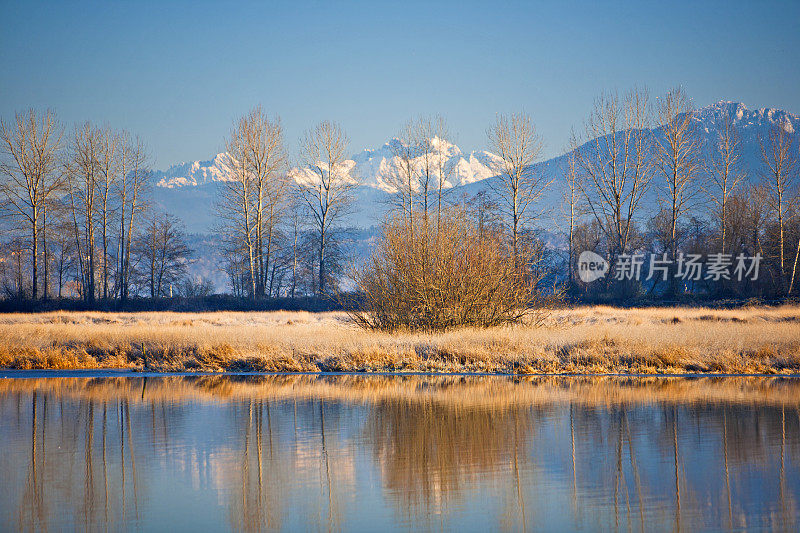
[1,374,798,532]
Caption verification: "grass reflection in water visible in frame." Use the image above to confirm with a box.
[1,374,798,531]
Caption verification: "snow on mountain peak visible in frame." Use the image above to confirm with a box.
[698,101,798,133]
[152,137,506,194]
[156,152,234,188]
[347,137,500,192]
[154,103,798,193]
[153,136,496,192]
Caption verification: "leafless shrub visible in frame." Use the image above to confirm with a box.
[349,206,560,331]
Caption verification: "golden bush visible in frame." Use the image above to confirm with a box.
[349,208,557,331]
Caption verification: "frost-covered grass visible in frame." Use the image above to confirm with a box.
[1,306,799,374]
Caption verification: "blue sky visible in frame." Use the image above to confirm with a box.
[1,0,798,168]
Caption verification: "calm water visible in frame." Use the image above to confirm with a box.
[1,373,798,532]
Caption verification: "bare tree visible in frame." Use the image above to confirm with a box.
[486,112,549,260]
[732,184,770,259]
[0,238,28,298]
[221,241,248,298]
[217,126,258,297]
[135,211,191,298]
[242,108,288,297]
[386,120,420,225]
[387,116,455,231]
[216,108,288,299]
[562,151,587,288]
[411,115,456,229]
[759,122,798,293]
[115,133,150,300]
[287,194,303,298]
[653,87,702,293]
[429,117,456,230]
[0,109,62,299]
[467,190,502,240]
[704,111,744,254]
[51,211,77,298]
[65,122,102,302]
[39,168,66,299]
[574,89,654,267]
[296,121,357,294]
[414,117,440,223]
[96,127,120,299]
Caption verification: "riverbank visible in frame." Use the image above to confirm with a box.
[1,306,799,374]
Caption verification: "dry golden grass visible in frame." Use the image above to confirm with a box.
[0,305,799,374]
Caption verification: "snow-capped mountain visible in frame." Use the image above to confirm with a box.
[697,101,796,136]
[348,137,502,191]
[152,101,798,234]
[154,136,502,193]
[692,101,798,171]
[152,136,504,231]
[156,153,233,188]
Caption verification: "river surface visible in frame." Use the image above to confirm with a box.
[1,372,798,532]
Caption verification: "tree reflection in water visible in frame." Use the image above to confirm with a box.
[1,375,798,531]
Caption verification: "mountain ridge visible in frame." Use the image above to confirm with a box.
[155,136,503,192]
[152,101,799,233]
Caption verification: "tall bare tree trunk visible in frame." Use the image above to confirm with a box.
[66,122,103,302]
[573,89,654,294]
[487,112,548,265]
[760,124,798,294]
[789,235,800,295]
[32,212,38,299]
[218,108,287,299]
[563,153,585,290]
[297,121,356,295]
[704,112,744,257]
[0,109,62,300]
[41,200,48,299]
[654,87,701,295]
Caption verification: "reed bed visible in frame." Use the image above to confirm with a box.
[0,305,799,374]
